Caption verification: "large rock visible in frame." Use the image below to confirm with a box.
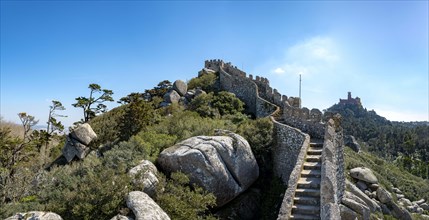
[356,181,368,191]
[344,135,360,153]
[128,160,159,197]
[346,180,381,212]
[350,167,378,184]
[172,80,187,96]
[126,191,170,220]
[5,212,62,220]
[70,123,97,145]
[185,90,195,101]
[339,204,359,220]
[390,202,412,220]
[342,197,370,220]
[62,123,97,162]
[376,187,392,204]
[399,198,413,206]
[163,90,180,104]
[421,203,429,211]
[414,199,426,205]
[62,136,91,162]
[158,130,259,207]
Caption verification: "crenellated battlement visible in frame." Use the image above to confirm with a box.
[206,59,326,138]
[205,59,295,108]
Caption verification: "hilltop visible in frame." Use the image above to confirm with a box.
[326,93,429,179]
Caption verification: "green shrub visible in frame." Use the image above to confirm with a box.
[237,118,273,155]
[188,72,218,92]
[189,92,244,119]
[152,111,236,142]
[36,155,130,220]
[155,172,216,220]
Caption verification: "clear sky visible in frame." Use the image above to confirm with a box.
[1,1,428,127]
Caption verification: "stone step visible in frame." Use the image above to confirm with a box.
[307,148,322,155]
[303,162,321,170]
[294,196,320,205]
[297,177,321,189]
[301,169,321,178]
[290,213,320,220]
[292,204,320,215]
[306,155,321,162]
[310,142,323,148]
[295,188,320,197]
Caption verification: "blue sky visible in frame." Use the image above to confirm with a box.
[1,1,428,127]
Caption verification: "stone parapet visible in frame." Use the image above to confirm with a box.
[320,115,345,220]
[275,124,311,219]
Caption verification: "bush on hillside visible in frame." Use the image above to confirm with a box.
[189,92,244,119]
[188,72,218,93]
[152,111,237,143]
[237,117,273,155]
[155,172,216,220]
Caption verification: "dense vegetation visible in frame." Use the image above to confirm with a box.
[328,103,429,179]
[0,74,279,219]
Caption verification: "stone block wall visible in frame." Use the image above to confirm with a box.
[276,123,311,219]
[282,103,325,139]
[320,115,345,220]
[212,61,278,118]
[272,120,310,184]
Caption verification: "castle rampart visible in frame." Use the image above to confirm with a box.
[204,59,345,220]
[320,115,345,219]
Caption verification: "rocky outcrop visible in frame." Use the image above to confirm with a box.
[173,80,187,96]
[157,130,259,207]
[350,167,378,184]
[126,191,170,220]
[62,123,97,162]
[128,160,159,197]
[163,90,180,104]
[376,187,392,204]
[5,212,63,220]
[345,180,381,212]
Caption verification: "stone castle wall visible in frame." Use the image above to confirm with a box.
[320,115,345,220]
[205,59,346,220]
[207,60,307,185]
[206,59,294,111]
[276,124,311,219]
[272,121,310,184]
[282,103,325,139]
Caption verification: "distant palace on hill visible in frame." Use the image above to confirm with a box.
[339,92,362,106]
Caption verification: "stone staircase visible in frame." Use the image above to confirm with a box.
[290,141,323,220]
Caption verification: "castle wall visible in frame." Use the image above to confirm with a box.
[282,103,325,139]
[206,59,346,220]
[218,68,258,115]
[276,122,311,219]
[272,120,310,185]
[320,115,345,220]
